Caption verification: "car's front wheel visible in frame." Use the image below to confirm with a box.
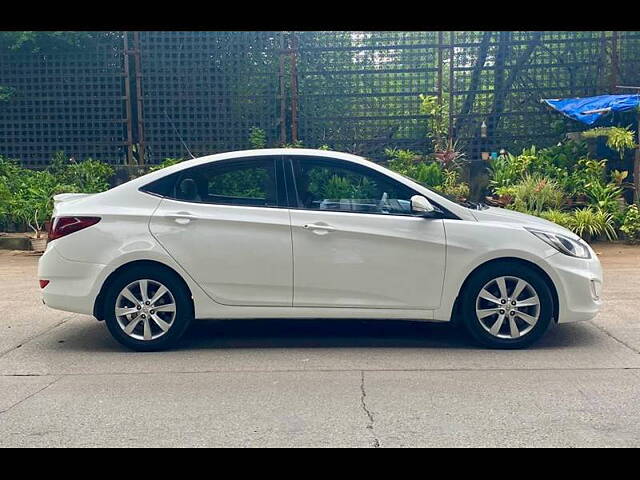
[103,266,193,351]
[461,262,554,349]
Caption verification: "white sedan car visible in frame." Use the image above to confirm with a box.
[38,149,603,351]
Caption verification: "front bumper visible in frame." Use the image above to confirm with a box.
[37,244,106,316]
[545,250,603,323]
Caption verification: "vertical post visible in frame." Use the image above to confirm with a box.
[290,31,299,144]
[635,109,640,204]
[133,31,146,165]
[448,31,455,140]
[611,31,619,93]
[279,32,287,145]
[437,32,443,105]
[123,32,134,166]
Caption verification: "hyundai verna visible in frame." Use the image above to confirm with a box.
[38,149,603,351]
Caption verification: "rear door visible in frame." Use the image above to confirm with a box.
[148,156,293,307]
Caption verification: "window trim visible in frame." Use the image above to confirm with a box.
[285,155,456,219]
[140,156,288,209]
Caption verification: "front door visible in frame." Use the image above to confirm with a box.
[287,156,446,310]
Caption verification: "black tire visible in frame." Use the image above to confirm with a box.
[103,265,193,351]
[460,262,554,349]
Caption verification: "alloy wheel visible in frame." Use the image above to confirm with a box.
[115,279,177,341]
[475,276,540,340]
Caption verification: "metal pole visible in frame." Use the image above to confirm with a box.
[635,111,640,204]
[290,32,299,144]
[123,32,134,166]
[611,31,619,93]
[437,32,443,105]
[133,32,145,165]
[448,31,455,140]
[279,33,287,145]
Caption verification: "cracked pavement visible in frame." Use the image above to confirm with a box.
[0,244,639,447]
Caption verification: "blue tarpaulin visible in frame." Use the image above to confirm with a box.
[542,94,640,125]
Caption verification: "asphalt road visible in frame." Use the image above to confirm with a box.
[0,244,639,447]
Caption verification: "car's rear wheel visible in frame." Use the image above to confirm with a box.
[461,262,554,349]
[103,266,193,351]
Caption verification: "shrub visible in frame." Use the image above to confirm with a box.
[508,174,564,215]
[57,159,114,193]
[1,153,115,234]
[488,152,528,189]
[10,170,74,237]
[583,181,624,218]
[539,210,574,230]
[571,208,617,242]
[248,127,267,150]
[440,169,469,200]
[620,204,640,244]
[385,148,442,186]
[385,148,469,201]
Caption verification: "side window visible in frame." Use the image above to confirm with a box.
[291,157,415,215]
[168,158,278,207]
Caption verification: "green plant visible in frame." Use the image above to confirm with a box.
[620,204,640,244]
[536,140,587,170]
[149,157,184,172]
[610,169,629,186]
[439,169,470,200]
[418,94,448,150]
[539,210,574,230]
[583,181,624,217]
[432,138,466,170]
[508,174,565,215]
[0,180,11,226]
[386,148,453,189]
[570,208,617,241]
[248,127,267,149]
[488,150,532,189]
[10,170,73,237]
[413,162,444,187]
[65,160,114,193]
[583,126,637,159]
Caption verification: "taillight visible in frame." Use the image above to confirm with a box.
[48,217,101,241]
[39,280,50,289]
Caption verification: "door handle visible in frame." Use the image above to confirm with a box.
[302,223,336,233]
[165,212,198,224]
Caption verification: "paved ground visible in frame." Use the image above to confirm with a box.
[0,244,639,447]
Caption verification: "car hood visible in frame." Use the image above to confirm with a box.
[471,206,578,239]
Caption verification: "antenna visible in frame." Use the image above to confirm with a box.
[164,110,195,159]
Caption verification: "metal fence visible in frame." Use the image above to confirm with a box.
[0,35,127,167]
[137,31,282,162]
[1,31,639,168]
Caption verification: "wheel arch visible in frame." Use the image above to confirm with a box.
[451,257,560,324]
[93,259,194,321]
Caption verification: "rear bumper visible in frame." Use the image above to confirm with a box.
[546,251,603,323]
[37,244,106,316]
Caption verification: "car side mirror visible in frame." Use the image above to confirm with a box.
[410,195,435,216]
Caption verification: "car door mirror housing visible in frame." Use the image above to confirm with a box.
[410,195,435,215]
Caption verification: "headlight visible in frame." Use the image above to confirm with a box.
[525,228,591,259]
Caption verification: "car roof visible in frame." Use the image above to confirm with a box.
[123,149,377,187]
[113,148,476,221]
